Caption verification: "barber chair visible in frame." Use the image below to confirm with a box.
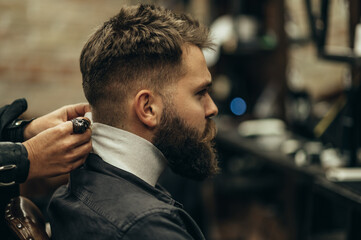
[4,196,50,240]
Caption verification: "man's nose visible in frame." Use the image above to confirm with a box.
[206,95,218,118]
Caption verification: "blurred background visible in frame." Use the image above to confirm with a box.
[1,0,361,239]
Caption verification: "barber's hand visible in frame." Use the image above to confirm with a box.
[24,103,91,140]
[22,119,92,179]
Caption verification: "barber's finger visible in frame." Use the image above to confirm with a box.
[66,103,91,120]
[59,155,87,174]
[68,141,92,162]
[68,129,92,149]
[49,121,74,137]
[71,155,88,170]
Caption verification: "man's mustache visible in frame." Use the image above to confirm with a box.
[201,119,217,143]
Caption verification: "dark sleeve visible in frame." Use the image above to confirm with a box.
[0,142,29,185]
[123,212,196,240]
[0,99,31,185]
[0,98,29,142]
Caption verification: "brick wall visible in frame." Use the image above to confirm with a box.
[0,0,136,117]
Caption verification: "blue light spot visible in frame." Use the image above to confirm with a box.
[230,97,247,116]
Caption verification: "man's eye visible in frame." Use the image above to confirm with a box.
[197,89,208,96]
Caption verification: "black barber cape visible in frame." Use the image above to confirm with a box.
[48,153,205,240]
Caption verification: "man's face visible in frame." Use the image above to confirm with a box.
[169,45,218,135]
[153,45,219,181]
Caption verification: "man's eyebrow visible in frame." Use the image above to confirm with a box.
[197,80,212,90]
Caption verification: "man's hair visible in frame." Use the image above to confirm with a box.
[81,4,212,126]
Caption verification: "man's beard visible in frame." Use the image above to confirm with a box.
[153,107,219,181]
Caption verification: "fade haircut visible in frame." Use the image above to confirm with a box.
[81,4,212,127]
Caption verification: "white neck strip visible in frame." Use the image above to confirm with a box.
[86,113,167,186]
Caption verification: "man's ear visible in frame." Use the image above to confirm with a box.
[133,90,162,128]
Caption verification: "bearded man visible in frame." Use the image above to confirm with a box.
[48,4,219,239]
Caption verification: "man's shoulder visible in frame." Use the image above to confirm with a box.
[72,160,176,210]
[50,162,179,233]
[49,158,205,239]
[50,182,201,239]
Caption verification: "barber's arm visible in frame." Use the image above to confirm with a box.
[22,102,90,140]
[0,98,92,185]
[23,121,92,180]
[0,142,29,185]
[0,98,30,185]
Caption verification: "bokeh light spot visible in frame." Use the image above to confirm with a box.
[230,97,247,116]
